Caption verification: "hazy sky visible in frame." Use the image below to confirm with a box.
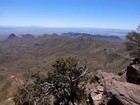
[0,0,139,29]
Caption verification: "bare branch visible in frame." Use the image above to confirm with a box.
[72,68,93,82]
[137,25,140,31]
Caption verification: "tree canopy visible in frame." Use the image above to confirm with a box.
[125,26,140,57]
[13,57,93,105]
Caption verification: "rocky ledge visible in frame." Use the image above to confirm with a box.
[88,58,140,105]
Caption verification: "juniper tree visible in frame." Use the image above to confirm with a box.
[125,25,140,57]
[47,57,92,105]
[13,57,93,105]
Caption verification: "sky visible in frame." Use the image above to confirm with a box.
[0,0,139,29]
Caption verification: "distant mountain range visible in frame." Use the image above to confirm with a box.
[0,33,128,73]
[6,32,124,46]
[0,32,129,104]
[0,26,134,40]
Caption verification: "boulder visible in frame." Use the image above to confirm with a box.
[89,70,140,105]
[126,64,140,84]
[88,70,120,105]
[100,80,140,105]
[88,58,140,105]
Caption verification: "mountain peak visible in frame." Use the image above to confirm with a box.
[8,33,18,39]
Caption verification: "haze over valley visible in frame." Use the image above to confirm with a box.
[0,26,133,40]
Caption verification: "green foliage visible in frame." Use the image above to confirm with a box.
[125,31,140,57]
[13,57,89,105]
[13,71,51,105]
[47,57,87,104]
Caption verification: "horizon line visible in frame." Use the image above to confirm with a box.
[0,25,135,31]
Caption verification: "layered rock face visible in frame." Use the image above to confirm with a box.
[88,58,140,105]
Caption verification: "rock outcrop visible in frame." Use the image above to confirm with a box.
[126,58,140,84]
[88,58,140,105]
[101,80,140,105]
[126,64,140,84]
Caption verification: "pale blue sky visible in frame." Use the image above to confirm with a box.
[0,0,139,29]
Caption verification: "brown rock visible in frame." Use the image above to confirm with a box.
[100,80,140,105]
[126,64,140,84]
[95,70,120,85]
[90,70,140,105]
